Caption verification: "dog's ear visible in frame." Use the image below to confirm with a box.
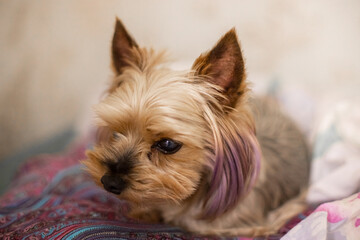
[201,126,261,219]
[192,29,245,107]
[112,18,138,74]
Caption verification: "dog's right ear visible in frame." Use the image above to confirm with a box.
[112,18,138,74]
[192,29,245,108]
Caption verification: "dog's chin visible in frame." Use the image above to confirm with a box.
[111,188,193,208]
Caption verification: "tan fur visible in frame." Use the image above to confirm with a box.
[82,19,310,237]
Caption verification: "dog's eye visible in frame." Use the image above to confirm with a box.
[153,139,182,154]
[113,132,124,140]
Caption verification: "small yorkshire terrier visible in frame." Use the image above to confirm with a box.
[83,19,310,237]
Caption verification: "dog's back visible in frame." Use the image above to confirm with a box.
[230,96,311,235]
[253,97,310,210]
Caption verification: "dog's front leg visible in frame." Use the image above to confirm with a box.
[128,208,163,223]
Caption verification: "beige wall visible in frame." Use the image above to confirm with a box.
[1,0,359,159]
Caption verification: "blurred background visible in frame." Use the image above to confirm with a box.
[0,1,359,169]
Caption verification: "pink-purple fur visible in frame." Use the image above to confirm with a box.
[202,126,261,219]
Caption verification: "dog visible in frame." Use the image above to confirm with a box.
[83,19,310,237]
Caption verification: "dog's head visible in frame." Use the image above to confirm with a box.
[83,19,261,219]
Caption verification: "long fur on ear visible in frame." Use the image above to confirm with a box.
[191,28,261,219]
[201,115,261,219]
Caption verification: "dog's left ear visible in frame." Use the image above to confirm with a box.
[112,18,139,74]
[192,29,245,107]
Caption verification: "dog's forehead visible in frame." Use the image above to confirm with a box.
[96,71,207,139]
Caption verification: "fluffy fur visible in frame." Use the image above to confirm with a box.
[83,19,310,237]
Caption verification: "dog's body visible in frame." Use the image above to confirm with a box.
[83,19,310,237]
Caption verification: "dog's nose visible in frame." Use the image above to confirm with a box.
[101,174,127,195]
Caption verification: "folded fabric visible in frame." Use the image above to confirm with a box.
[307,101,360,205]
[283,192,360,240]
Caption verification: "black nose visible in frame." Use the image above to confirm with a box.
[101,174,127,195]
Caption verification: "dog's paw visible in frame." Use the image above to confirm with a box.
[128,209,163,223]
